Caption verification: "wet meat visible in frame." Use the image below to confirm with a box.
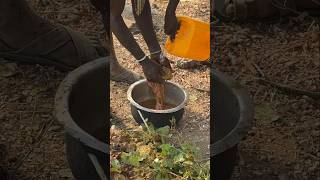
[147,82,167,110]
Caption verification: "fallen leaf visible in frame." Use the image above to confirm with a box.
[58,169,73,178]
[189,94,198,102]
[255,104,279,124]
[0,62,19,77]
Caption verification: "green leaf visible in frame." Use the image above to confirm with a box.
[181,143,198,155]
[147,122,156,132]
[183,161,194,166]
[173,153,185,163]
[155,174,162,180]
[156,126,170,136]
[152,159,161,170]
[160,144,172,157]
[164,159,174,169]
[183,170,193,178]
[110,159,122,173]
[120,152,145,167]
[114,174,127,180]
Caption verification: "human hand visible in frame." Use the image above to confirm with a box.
[140,57,164,83]
[150,53,174,80]
[164,10,180,41]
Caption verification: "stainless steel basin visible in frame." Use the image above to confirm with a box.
[127,79,188,128]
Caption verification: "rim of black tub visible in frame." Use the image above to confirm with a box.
[211,70,254,157]
[55,57,109,154]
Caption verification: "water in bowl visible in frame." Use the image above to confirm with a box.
[139,99,176,110]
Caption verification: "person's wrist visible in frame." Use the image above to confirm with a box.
[165,11,176,19]
[149,50,162,60]
[136,54,147,64]
[138,57,148,66]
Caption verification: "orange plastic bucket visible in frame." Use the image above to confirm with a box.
[164,16,210,61]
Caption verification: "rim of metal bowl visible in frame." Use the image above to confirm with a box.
[127,79,188,114]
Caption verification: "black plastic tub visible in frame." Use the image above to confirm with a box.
[55,57,109,180]
[211,70,254,180]
[127,79,188,128]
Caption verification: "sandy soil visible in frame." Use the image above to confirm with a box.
[0,0,104,179]
[213,13,320,180]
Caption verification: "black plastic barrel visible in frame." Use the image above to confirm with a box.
[211,70,254,180]
[55,57,109,180]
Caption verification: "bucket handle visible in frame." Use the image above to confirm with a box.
[88,153,108,180]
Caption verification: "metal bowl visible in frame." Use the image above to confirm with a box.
[127,79,188,128]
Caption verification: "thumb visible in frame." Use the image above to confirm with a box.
[170,33,176,41]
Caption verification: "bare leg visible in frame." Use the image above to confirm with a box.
[109,0,143,83]
[110,0,146,60]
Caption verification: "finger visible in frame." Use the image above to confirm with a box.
[152,57,160,64]
[166,64,174,72]
[171,21,181,40]
[162,58,172,68]
[151,58,162,66]
[177,20,181,30]
[170,33,176,41]
[156,76,165,83]
[146,75,157,83]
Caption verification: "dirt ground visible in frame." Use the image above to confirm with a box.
[0,0,104,179]
[213,14,320,179]
[110,0,210,161]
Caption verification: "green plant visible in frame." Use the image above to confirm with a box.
[110,122,210,179]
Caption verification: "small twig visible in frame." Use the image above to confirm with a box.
[302,96,320,107]
[254,86,262,100]
[261,41,304,62]
[252,62,265,77]
[12,118,54,172]
[302,152,320,161]
[307,20,316,32]
[257,78,320,100]
[11,110,52,113]
[168,171,185,179]
[40,10,87,16]
[199,157,210,163]
[242,148,273,154]
[137,110,151,133]
[191,86,210,94]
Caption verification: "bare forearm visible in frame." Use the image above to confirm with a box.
[167,0,180,13]
[132,0,161,53]
[111,15,145,60]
